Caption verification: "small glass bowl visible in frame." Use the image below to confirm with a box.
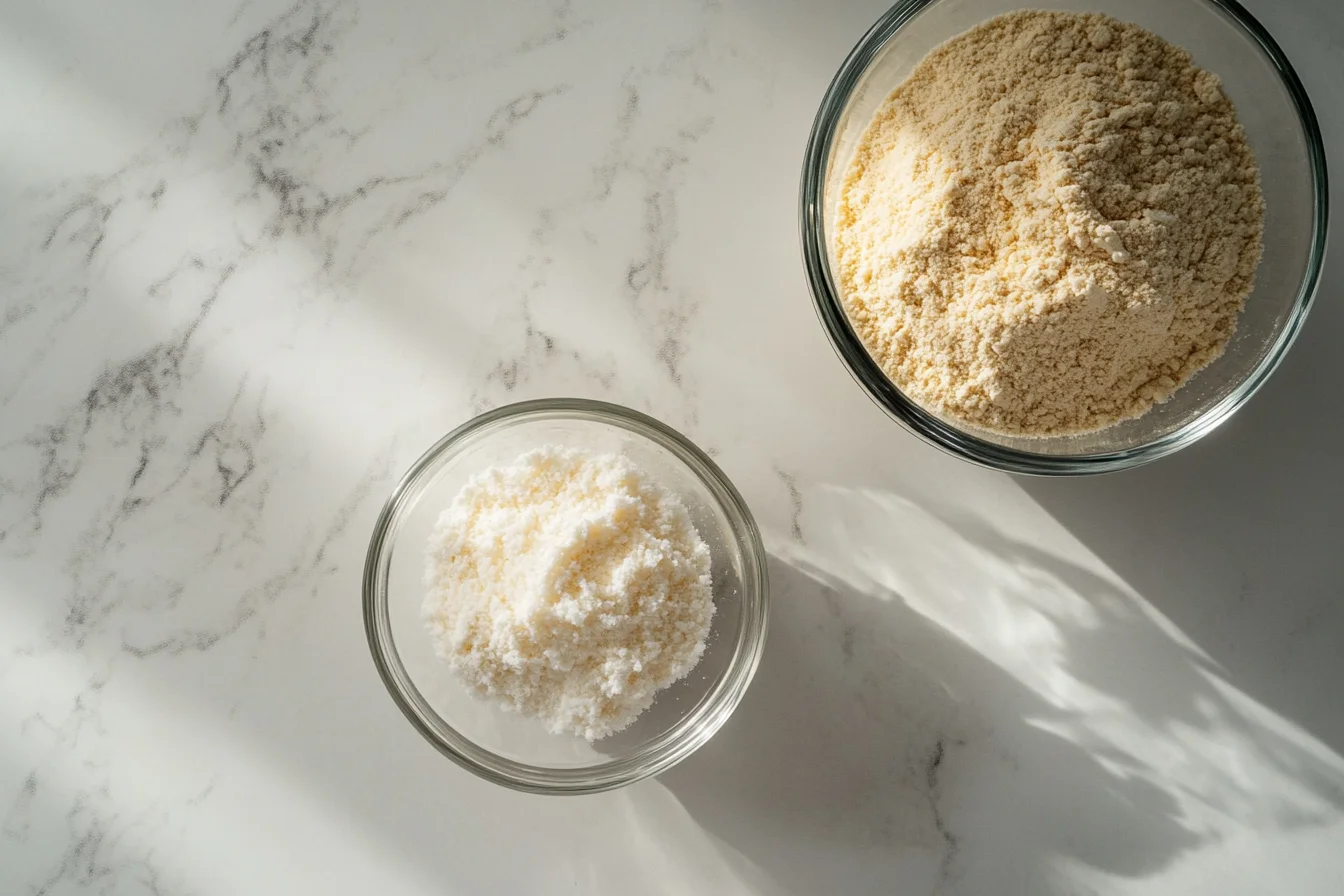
[363,399,769,794]
[801,0,1328,475]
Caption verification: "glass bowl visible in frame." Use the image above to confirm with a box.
[363,399,769,794]
[801,0,1328,475]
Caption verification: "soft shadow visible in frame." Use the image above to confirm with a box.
[661,554,1203,896]
[1019,243,1344,760]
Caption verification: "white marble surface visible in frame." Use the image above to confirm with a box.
[2,0,1342,892]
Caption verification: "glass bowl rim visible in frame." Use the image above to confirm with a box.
[362,397,770,794]
[799,0,1329,476]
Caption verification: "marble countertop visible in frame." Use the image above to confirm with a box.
[3,0,1342,893]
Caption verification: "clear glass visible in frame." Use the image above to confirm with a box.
[801,0,1328,475]
[363,399,769,794]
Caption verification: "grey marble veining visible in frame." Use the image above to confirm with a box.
[2,0,1343,893]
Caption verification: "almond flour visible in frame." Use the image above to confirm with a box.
[835,10,1265,436]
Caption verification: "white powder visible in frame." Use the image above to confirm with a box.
[423,446,714,740]
[835,11,1264,436]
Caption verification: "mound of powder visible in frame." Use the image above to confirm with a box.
[835,10,1264,436]
[423,446,714,740]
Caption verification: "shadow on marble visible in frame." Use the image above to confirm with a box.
[1017,271,1344,763]
[661,529,1344,895]
[659,555,1191,895]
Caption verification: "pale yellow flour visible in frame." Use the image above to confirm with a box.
[835,10,1264,436]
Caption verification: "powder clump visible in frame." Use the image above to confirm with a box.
[835,10,1265,436]
[423,446,714,741]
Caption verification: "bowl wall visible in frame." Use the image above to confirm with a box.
[803,0,1327,473]
[365,400,768,793]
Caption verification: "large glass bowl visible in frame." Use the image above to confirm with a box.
[363,399,769,794]
[801,0,1328,475]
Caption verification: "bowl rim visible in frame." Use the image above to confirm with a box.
[799,0,1329,476]
[362,398,770,794]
